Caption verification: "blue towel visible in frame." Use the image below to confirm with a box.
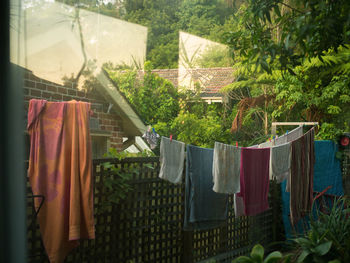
[281,140,344,239]
[184,145,228,231]
[313,141,344,196]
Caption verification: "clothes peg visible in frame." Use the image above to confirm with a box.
[170,134,173,142]
[152,127,156,133]
[286,130,289,134]
[236,141,238,148]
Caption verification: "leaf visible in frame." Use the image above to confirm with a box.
[263,251,282,263]
[287,67,296,76]
[102,162,113,169]
[273,5,281,17]
[314,241,332,256]
[144,164,154,169]
[233,256,254,263]
[285,34,290,49]
[250,244,264,261]
[260,59,270,73]
[297,250,310,263]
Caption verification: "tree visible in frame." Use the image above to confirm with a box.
[225,0,350,72]
[105,63,234,147]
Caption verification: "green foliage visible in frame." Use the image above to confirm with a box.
[194,45,233,68]
[99,148,154,212]
[293,198,350,263]
[105,65,180,125]
[106,64,234,147]
[121,0,236,68]
[232,244,284,263]
[225,0,350,72]
[271,47,350,140]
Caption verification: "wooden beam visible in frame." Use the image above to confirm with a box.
[271,122,318,135]
[122,136,135,151]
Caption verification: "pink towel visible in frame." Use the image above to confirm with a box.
[238,147,270,216]
[27,99,95,263]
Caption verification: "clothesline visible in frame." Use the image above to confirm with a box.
[158,125,316,231]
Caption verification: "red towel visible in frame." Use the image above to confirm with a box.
[238,147,270,216]
[27,99,95,263]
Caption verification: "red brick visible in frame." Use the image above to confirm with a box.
[101,119,110,125]
[23,88,29,95]
[77,90,86,98]
[24,96,32,102]
[42,91,52,99]
[46,85,57,93]
[25,80,36,88]
[36,82,47,90]
[63,95,73,101]
[104,126,113,132]
[52,93,63,100]
[57,87,68,94]
[67,89,77,96]
[30,89,41,97]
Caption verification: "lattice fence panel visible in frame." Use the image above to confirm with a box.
[26,157,279,263]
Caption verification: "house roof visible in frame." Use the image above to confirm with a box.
[95,69,147,137]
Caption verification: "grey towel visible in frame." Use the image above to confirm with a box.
[184,145,228,231]
[159,136,185,184]
[287,126,303,142]
[212,142,241,194]
[275,134,288,146]
[270,142,291,183]
[259,140,273,148]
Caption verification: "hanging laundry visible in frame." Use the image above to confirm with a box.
[234,194,245,217]
[281,139,343,238]
[270,142,291,183]
[159,136,185,184]
[258,140,273,148]
[142,127,160,149]
[27,99,95,263]
[289,128,315,226]
[184,145,228,231]
[212,142,241,194]
[274,134,287,146]
[313,140,344,195]
[238,147,270,216]
[287,126,303,142]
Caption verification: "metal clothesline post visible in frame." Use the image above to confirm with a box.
[271,122,319,136]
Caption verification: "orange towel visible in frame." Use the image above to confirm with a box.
[27,99,95,263]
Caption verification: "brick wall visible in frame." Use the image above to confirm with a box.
[23,69,125,151]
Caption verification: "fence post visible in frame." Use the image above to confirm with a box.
[219,224,228,254]
[271,179,278,243]
[182,230,194,263]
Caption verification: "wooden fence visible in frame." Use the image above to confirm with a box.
[27,157,282,263]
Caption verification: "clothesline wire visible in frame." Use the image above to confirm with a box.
[160,125,317,150]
